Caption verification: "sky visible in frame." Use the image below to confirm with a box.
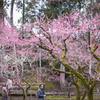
[6,1,22,27]
[13,5,22,27]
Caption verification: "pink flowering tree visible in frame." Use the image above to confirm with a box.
[15,10,100,100]
[1,9,100,100]
[8,14,87,100]
[12,65,61,100]
[0,22,61,100]
[0,22,19,76]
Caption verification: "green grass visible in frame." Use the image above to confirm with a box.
[45,95,100,99]
[45,82,56,90]
[94,96,100,99]
[46,95,64,99]
[45,95,78,99]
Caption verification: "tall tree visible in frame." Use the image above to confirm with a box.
[0,0,3,23]
[1,3,100,100]
[14,0,86,23]
[40,0,86,19]
[16,11,100,100]
[15,0,45,23]
[23,0,25,24]
[10,0,15,26]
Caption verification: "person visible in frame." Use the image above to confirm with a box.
[1,87,8,100]
[6,78,12,93]
[37,84,46,100]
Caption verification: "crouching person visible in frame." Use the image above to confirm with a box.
[37,84,46,100]
[1,87,8,100]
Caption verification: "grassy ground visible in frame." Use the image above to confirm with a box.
[45,95,100,99]
[0,95,100,100]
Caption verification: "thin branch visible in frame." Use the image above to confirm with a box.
[71,74,77,86]
[55,43,63,50]
[36,43,52,52]
[40,26,54,46]
[16,83,24,91]
[89,46,100,61]
[62,39,68,54]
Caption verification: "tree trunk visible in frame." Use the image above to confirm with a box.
[87,89,94,100]
[81,90,86,100]
[11,0,15,26]
[0,0,3,23]
[76,86,81,100]
[71,73,81,100]
[67,82,71,98]
[60,64,65,88]
[23,87,30,100]
[23,91,26,100]
[43,84,45,95]
[23,0,25,24]
[87,80,97,100]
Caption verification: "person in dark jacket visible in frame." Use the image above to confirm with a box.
[37,84,46,100]
[1,87,8,100]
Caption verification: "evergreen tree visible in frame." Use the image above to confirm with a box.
[41,0,85,19]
